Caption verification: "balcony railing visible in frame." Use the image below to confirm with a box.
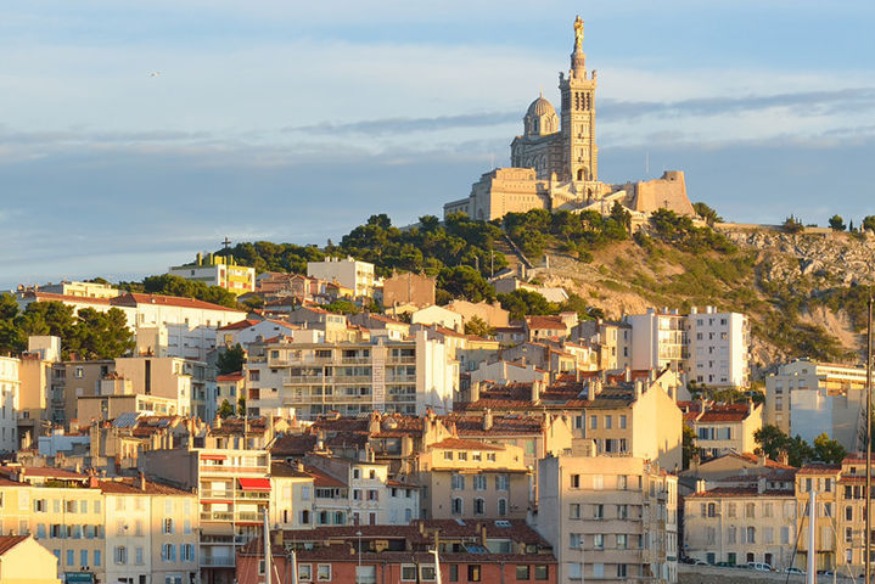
[201,556,236,567]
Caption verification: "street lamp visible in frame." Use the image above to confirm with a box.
[356,530,363,584]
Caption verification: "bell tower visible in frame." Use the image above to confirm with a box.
[559,15,598,185]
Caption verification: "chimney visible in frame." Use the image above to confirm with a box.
[757,476,767,495]
[297,460,305,473]
[532,380,542,404]
[589,378,603,399]
[695,479,706,494]
[634,379,644,400]
[777,449,789,466]
[756,450,767,467]
[137,471,147,491]
[470,381,481,403]
[483,409,493,431]
[624,366,632,383]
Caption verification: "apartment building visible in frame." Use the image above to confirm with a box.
[684,476,798,569]
[236,521,557,584]
[689,402,763,459]
[764,359,870,448]
[0,535,62,584]
[538,453,678,583]
[168,253,256,295]
[417,437,531,520]
[247,330,458,419]
[626,307,750,388]
[17,336,61,450]
[306,256,376,299]
[0,356,20,452]
[794,463,841,572]
[99,476,199,584]
[141,445,272,584]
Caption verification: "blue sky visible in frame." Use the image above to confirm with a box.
[2,1,874,289]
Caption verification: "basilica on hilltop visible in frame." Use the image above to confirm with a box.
[444,16,694,222]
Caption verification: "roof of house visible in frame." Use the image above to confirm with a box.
[0,535,30,556]
[98,478,192,496]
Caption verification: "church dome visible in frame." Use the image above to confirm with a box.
[523,94,558,137]
[526,95,556,118]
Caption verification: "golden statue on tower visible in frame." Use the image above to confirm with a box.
[573,15,584,49]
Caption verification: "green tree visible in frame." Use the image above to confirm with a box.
[812,433,846,464]
[692,202,723,226]
[438,266,495,303]
[682,425,697,470]
[73,307,135,359]
[217,399,235,419]
[828,214,846,231]
[324,299,361,315]
[863,216,875,233]
[464,316,494,338]
[217,344,246,375]
[782,215,804,233]
[237,395,246,416]
[497,289,558,321]
[754,424,790,461]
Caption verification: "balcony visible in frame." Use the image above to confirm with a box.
[201,511,234,522]
[201,556,236,567]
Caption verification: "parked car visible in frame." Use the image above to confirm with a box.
[746,562,774,572]
[693,559,710,567]
[784,567,805,575]
[715,561,736,568]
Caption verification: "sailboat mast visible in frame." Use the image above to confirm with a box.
[866,296,873,584]
[264,509,272,584]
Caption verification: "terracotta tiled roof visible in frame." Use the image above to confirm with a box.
[797,464,842,475]
[217,319,261,331]
[306,466,347,488]
[270,434,318,457]
[116,292,245,313]
[98,478,191,496]
[25,291,114,305]
[526,315,567,330]
[216,372,244,382]
[687,487,795,498]
[696,404,753,423]
[0,535,29,556]
[270,461,313,479]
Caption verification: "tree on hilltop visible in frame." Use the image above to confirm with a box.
[828,214,846,231]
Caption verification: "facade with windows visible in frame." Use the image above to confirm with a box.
[538,454,678,583]
[417,438,530,520]
[689,402,763,459]
[236,521,557,584]
[0,356,20,452]
[684,479,798,569]
[247,331,458,420]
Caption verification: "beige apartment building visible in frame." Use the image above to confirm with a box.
[99,476,199,584]
[141,445,271,584]
[690,402,763,458]
[684,478,798,569]
[0,534,62,584]
[417,437,531,520]
[538,453,678,583]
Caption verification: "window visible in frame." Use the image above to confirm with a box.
[182,544,195,562]
[420,566,436,581]
[163,518,174,534]
[604,415,612,429]
[114,546,128,565]
[727,503,736,518]
[498,498,508,517]
[452,498,463,515]
[66,549,74,567]
[570,503,581,519]
[593,564,604,578]
[80,550,88,567]
[746,527,756,544]
[593,504,604,519]
[467,565,482,582]
[495,474,509,491]
[616,564,627,578]
[449,565,459,582]
[474,498,486,515]
[534,566,548,580]
[357,566,377,584]
[298,565,313,582]
[94,550,101,567]
[161,544,176,562]
[618,475,627,490]
[617,505,628,519]
[444,451,454,460]
[516,566,530,580]
[317,564,331,581]
[451,473,465,491]
[569,533,582,549]
[473,475,487,491]
[402,565,418,581]
[616,534,627,549]
[745,503,755,518]
[589,415,598,430]
[592,475,603,490]
[619,415,627,429]
[593,534,604,549]
[570,474,580,489]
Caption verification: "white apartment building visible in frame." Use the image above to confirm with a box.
[307,256,376,298]
[765,359,870,447]
[168,253,256,295]
[17,291,246,362]
[538,453,678,583]
[0,356,20,452]
[246,330,459,419]
[687,307,750,387]
[626,307,750,388]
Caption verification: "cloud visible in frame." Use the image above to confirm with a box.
[283,111,520,137]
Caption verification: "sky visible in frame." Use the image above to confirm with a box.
[2,1,874,290]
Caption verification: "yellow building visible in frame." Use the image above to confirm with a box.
[417,437,531,520]
[168,253,255,296]
[0,535,62,584]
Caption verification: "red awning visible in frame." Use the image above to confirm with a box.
[238,478,271,491]
[201,454,226,461]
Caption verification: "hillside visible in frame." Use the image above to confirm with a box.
[522,223,875,375]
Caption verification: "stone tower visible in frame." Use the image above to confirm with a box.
[559,15,598,186]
